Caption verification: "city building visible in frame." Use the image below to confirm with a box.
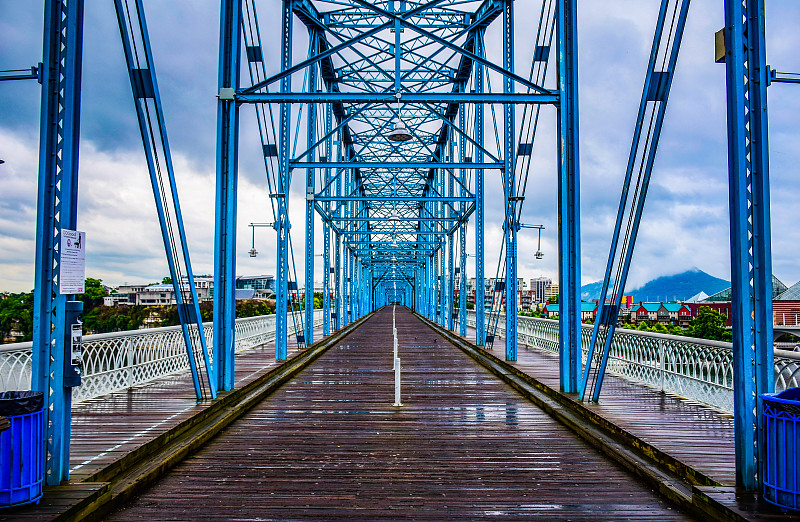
[108,277,213,306]
[630,302,692,326]
[529,277,551,304]
[545,283,559,302]
[542,302,597,321]
[235,274,276,299]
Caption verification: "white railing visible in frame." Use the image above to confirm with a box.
[0,310,323,403]
[464,310,800,413]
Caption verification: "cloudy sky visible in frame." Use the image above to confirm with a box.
[1,1,799,294]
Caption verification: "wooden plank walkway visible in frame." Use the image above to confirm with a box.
[462,332,738,486]
[68,329,319,482]
[108,307,691,520]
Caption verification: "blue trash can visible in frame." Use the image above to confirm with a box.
[0,391,45,508]
[762,387,800,512]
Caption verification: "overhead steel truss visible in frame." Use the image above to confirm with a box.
[214,0,582,374]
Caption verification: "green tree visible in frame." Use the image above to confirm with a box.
[162,276,173,285]
[82,304,152,333]
[0,291,34,342]
[651,322,668,334]
[687,306,731,341]
[235,299,275,318]
[667,324,685,336]
[547,294,558,304]
[78,277,108,311]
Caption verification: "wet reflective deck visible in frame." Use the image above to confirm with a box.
[67,330,316,482]
[506,343,736,485]
[109,307,689,520]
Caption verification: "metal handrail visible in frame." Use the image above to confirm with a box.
[0,310,323,403]
[464,310,800,413]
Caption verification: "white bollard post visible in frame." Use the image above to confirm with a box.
[392,304,402,406]
[394,357,402,406]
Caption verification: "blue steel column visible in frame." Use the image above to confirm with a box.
[346,247,353,325]
[447,127,455,331]
[214,0,241,390]
[437,174,445,327]
[475,31,486,345]
[723,0,774,490]
[334,231,341,329]
[275,0,292,360]
[557,0,582,393]
[32,0,84,486]
[304,32,318,345]
[503,0,518,361]
[459,106,468,336]
[343,195,350,327]
[322,103,332,335]
[334,132,342,330]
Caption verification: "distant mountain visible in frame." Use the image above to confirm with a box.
[580,268,730,303]
[580,280,605,301]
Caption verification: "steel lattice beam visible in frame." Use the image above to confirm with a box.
[723,0,774,491]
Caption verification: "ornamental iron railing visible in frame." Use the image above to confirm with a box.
[0,310,323,403]
[464,311,800,413]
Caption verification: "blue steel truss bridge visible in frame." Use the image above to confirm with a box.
[0,0,798,518]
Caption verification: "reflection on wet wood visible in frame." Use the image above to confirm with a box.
[109,308,690,520]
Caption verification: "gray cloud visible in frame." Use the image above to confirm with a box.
[1,1,799,293]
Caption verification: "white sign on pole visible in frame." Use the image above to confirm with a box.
[60,229,86,294]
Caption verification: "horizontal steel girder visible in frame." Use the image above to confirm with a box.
[290,161,503,169]
[236,92,558,104]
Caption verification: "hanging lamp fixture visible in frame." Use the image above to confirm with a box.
[385,92,412,142]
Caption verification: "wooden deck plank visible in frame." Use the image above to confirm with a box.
[67,331,318,481]
[464,330,737,486]
[108,308,691,520]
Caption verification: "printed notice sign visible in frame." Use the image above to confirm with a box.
[60,229,86,294]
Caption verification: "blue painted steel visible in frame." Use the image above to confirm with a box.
[459,105,468,336]
[503,0,517,362]
[237,92,559,104]
[724,0,774,491]
[291,161,502,169]
[229,0,537,367]
[475,30,486,345]
[315,196,474,203]
[275,0,292,361]
[769,70,800,84]
[32,0,84,485]
[322,103,332,335]
[0,66,40,82]
[113,0,215,401]
[557,0,581,393]
[579,0,690,403]
[214,0,242,392]
[447,125,455,331]
[304,31,319,345]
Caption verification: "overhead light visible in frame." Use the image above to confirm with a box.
[389,212,400,222]
[249,248,258,257]
[535,250,543,259]
[386,120,412,142]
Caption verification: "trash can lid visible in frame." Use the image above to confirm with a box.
[775,387,800,402]
[0,391,44,416]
